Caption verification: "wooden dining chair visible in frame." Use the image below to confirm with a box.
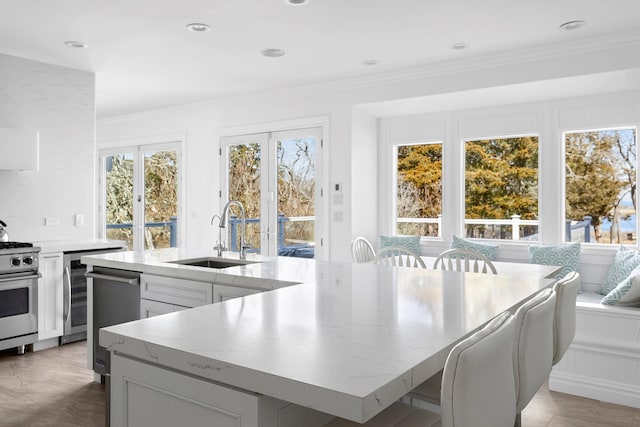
[322,311,517,427]
[433,248,497,274]
[374,246,427,268]
[351,237,376,263]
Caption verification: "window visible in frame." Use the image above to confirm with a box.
[395,142,442,237]
[564,127,637,244]
[221,127,322,257]
[100,143,181,251]
[464,135,539,241]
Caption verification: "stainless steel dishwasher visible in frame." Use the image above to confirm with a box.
[87,267,141,376]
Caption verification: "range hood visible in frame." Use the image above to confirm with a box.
[0,127,39,171]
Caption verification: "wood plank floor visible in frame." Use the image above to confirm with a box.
[0,341,638,426]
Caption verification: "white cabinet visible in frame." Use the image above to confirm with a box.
[110,353,332,427]
[213,284,262,302]
[111,354,260,427]
[37,251,64,340]
[140,273,212,316]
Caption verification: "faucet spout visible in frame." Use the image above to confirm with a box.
[211,214,224,257]
[220,201,247,259]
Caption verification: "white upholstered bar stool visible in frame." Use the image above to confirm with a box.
[374,246,427,268]
[552,271,580,365]
[409,286,559,417]
[322,311,517,427]
[513,288,557,427]
[351,237,376,263]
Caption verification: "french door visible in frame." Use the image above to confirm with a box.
[221,127,322,257]
[99,142,181,251]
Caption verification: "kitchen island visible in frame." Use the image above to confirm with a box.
[85,249,558,426]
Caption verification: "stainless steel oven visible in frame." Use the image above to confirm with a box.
[61,246,126,345]
[0,243,40,354]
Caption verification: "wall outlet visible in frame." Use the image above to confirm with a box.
[45,217,60,226]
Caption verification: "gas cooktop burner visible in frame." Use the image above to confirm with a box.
[0,242,33,249]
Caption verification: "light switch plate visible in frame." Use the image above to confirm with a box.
[45,217,60,226]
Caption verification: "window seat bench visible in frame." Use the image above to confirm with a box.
[548,291,640,409]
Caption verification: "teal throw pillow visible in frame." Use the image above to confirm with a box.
[601,265,640,306]
[379,235,420,254]
[528,242,581,282]
[450,235,498,260]
[599,245,640,295]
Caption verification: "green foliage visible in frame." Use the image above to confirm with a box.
[465,136,538,220]
[565,130,636,242]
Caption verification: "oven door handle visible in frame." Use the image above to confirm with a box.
[63,266,71,323]
[85,272,139,286]
[0,273,41,283]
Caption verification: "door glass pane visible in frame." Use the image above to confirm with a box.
[105,153,134,249]
[228,143,262,253]
[143,149,179,250]
[276,137,315,258]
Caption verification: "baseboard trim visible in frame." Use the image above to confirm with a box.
[549,371,640,409]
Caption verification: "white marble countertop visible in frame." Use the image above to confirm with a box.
[33,238,126,253]
[82,248,315,290]
[100,256,556,423]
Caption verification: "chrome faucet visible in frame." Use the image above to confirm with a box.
[210,214,225,257]
[220,200,248,259]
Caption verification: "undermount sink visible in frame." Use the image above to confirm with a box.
[169,257,259,269]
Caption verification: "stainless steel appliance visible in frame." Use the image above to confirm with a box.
[61,247,126,345]
[87,266,140,427]
[87,266,141,376]
[0,242,40,354]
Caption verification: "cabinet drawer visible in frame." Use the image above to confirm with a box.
[140,274,212,308]
[140,299,189,318]
[213,284,261,302]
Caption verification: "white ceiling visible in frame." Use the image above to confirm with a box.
[1,0,640,118]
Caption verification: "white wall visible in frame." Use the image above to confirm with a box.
[97,33,640,262]
[0,53,95,242]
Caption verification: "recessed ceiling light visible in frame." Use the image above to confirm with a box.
[451,42,468,50]
[186,23,211,32]
[261,49,286,58]
[64,41,88,49]
[361,59,379,66]
[559,20,586,31]
[284,0,308,5]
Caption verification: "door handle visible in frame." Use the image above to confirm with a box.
[85,272,139,286]
[64,266,71,323]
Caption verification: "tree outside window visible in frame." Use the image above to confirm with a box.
[565,128,637,244]
[396,143,442,237]
[464,135,539,240]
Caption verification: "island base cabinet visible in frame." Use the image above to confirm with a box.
[110,354,260,427]
[110,354,334,427]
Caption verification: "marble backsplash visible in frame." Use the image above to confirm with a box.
[0,53,95,242]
